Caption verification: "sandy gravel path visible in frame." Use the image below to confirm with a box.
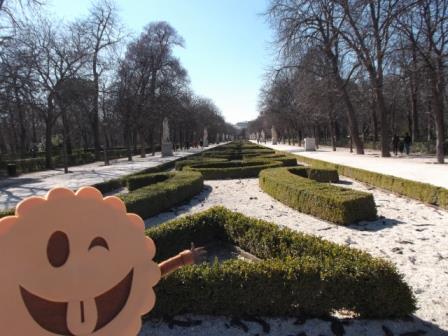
[142,177,448,336]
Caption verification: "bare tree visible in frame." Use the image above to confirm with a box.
[266,0,365,154]
[20,17,89,168]
[334,0,414,157]
[81,0,124,161]
[398,0,447,163]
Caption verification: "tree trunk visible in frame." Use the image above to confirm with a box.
[374,82,391,157]
[14,85,27,158]
[329,55,364,154]
[371,100,379,144]
[139,130,146,158]
[431,68,445,163]
[92,56,101,160]
[45,119,53,169]
[103,130,109,166]
[60,105,69,174]
[45,95,54,169]
[410,45,419,142]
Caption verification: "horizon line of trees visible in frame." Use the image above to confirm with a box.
[249,0,448,163]
[0,0,236,172]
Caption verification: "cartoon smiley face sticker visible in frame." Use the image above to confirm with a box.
[0,187,161,336]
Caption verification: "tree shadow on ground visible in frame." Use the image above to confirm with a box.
[144,185,213,228]
[0,184,49,211]
[348,216,404,232]
[141,309,447,336]
[334,180,353,186]
[0,177,42,189]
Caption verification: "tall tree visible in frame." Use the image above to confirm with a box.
[267,0,365,154]
[335,0,411,157]
[82,0,123,160]
[398,0,447,163]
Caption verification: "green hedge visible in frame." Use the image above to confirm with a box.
[185,160,283,180]
[302,167,339,183]
[175,158,228,171]
[293,154,448,210]
[0,154,202,219]
[147,207,415,318]
[127,173,170,192]
[260,167,376,224]
[0,208,14,218]
[245,154,298,167]
[92,178,125,194]
[203,148,275,158]
[120,171,204,219]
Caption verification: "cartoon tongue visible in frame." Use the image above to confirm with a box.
[67,298,97,335]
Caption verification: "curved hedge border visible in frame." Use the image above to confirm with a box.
[202,150,275,161]
[185,160,282,180]
[147,207,415,318]
[293,154,448,210]
[260,167,376,224]
[119,171,203,219]
[0,146,223,218]
[245,154,298,167]
[175,158,228,171]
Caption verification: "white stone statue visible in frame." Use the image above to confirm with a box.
[272,126,278,145]
[161,117,173,157]
[162,117,170,143]
[261,130,266,142]
[203,128,209,147]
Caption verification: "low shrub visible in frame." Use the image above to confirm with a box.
[185,160,282,180]
[293,154,448,210]
[147,207,415,318]
[175,158,228,171]
[92,178,125,194]
[245,154,298,167]
[0,208,14,219]
[260,167,376,224]
[290,166,339,183]
[120,171,203,219]
[127,173,170,192]
[203,148,275,157]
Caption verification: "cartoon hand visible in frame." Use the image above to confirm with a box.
[190,242,207,264]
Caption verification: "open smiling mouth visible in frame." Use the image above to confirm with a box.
[19,269,134,336]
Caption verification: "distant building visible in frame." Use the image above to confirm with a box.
[234,121,249,139]
[234,121,249,130]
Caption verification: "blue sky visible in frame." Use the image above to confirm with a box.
[48,0,275,124]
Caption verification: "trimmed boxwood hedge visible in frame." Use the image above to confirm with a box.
[119,171,204,219]
[301,167,339,183]
[175,158,228,171]
[245,153,298,167]
[0,208,14,218]
[0,146,226,218]
[202,151,275,161]
[293,154,448,210]
[92,178,125,194]
[185,160,283,180]
[127,173,171,191]
[147,206,416,318]
[260,167,376,224]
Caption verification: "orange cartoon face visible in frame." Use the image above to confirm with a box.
[0,187,161,336]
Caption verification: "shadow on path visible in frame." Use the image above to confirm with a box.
[144,185,213,228]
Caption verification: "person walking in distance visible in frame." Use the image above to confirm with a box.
[403,133,412,155]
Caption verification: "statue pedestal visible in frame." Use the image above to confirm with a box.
[162,142,173,157]
[304,138,316,151]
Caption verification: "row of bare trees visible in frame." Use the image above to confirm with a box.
[0,0,234,172]
[250,0,447,163]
